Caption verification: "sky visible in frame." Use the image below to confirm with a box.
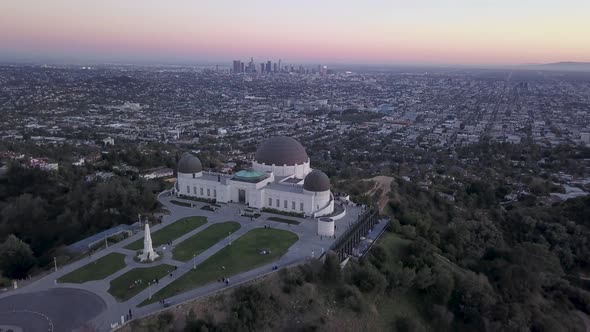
[0,0,589,66]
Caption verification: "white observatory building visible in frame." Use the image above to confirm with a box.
[174,136,334,217]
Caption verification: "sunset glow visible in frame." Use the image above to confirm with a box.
[1,0,589,65]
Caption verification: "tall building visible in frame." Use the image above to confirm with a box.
[248,57,255,73]
[240,62,245,73]
[260,63,265,73]
[278,59,281,72]
[273,63,278,72]
[266,61,272,73]
[232,60,241,73]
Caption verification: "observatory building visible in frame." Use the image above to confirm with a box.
[174,136,334,217]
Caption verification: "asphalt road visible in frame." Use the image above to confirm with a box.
[0,288,106,332]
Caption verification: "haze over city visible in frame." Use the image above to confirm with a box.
[2,1,590,331]
[1,0,589,66]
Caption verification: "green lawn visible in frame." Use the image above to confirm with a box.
[125,216,208,251]
[267,216,301,225]
[58,253,126,283]
[108,264,175,301]
[172,222,241,262]
[141,228,298,305]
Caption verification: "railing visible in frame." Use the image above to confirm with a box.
[329,207,376,253]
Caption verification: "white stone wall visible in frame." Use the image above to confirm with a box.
[263,188,310,214]
[252,160,311,178]
[261,188,334,216]
[304,189,332,213]
[177,170,334,217]
[318,218,335,236]
[177,172,229,202]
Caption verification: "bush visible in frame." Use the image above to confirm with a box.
[367,245,389,271]
[279,268,304,294]
[299,260,322,283]
[394,316,425,332]
[336,284,365,314]
[261,207,304,218]
[400,225,416,239]
[321,254,342,284]
[0,234,36,279]
[156,312,174,330]
[178,195,216,204]
[350,262,386,294]
[225,285,273,331]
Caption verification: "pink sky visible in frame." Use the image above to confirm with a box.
[1,0,589,65]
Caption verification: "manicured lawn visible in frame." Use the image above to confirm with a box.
[172,222,241,262]
[141,228,298,305]
[125,216,208,251]
[58,253,126,283]
[267,216,301,225]
[108,264,175,301]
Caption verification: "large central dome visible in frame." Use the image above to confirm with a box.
[255,136,309,166]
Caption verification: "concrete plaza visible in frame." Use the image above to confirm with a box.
[0,190,363,331]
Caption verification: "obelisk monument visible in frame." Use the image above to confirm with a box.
[138,223,159,262]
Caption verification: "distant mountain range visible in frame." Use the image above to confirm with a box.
[523,61,590,72]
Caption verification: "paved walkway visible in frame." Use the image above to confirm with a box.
[0,191,363,331]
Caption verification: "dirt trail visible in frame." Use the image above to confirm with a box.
[364,176,394,213]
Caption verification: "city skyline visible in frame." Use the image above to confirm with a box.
[1,0,589,66]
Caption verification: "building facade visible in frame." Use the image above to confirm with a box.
[174,136,334,217]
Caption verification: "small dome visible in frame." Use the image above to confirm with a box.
[303,170,330,192]
[255,136,308,166]
[178,154,202,174]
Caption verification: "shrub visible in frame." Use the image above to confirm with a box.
[394,316,425,332]
[156,312,174,330]
[401,225,417,239]
[261,207,304,218]
[299,260,322,283]
[0,234,36,279]
[321,254,342,284]
[336,284,365,314]
[350,262,386,294]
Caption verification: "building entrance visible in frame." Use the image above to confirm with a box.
[238,189,246,204]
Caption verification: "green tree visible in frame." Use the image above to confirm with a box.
[0,234,36,279]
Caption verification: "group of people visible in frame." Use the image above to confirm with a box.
[219,277,230,286]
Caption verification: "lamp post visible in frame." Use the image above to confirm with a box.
[148,281,152,299]
[228,232,232,246]
[53,256,57,272]
[193,254,196,270]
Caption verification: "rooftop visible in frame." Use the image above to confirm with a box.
[232,169,269,183]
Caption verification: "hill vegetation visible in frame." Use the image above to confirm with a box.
[127,142,590,331]
[0,141,172,281]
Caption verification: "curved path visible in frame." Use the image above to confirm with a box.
[0,191,363,331]
[0,288,105,331]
